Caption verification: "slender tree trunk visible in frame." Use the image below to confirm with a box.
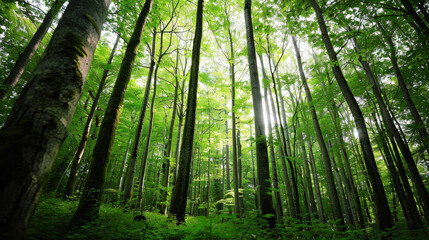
[0,0,110,238]
[63,34,120,198]
[244,0,275,227]
[118,136,132,197]
[122,29,157,206]
[172,78,185,186]
[71,0,152,226]
[377,22,429,155]
[159,53,179,215]
[169,0,204,223]
[309,0,393,232]
[400,0,429,37]
[260,54,283,219]
[0,0,67,99]
[352,36,429,220]
[137,65,159,210]
[249,125,259,211]
[292,36,345,230]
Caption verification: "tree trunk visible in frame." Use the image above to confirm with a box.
[244,0,275,227]
[122,29,157,206]
[291,35,345,231]
[63,34,120,198]
[71,0,152,226]
[259,54,283,219]
[377,22,429,155]
[169,0,204,223]
[309,0,393,232]
[0,0,67,99]
[0,0,110,238]
[159,51,179,215]
[137,64,159,210]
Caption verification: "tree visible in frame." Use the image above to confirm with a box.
[244,0,275,227]
[0,0,111,238]
[71,0,153,226]
[309,0,393,233]
[169,0,204,223]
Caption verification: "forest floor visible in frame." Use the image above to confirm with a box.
[27,195,429,239]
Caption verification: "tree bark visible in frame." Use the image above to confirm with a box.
[244,0,275,227]
[71,0,152,226]
[0,0,110,238]
[169,0,204,223]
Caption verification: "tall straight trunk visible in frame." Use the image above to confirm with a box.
[122,29,157,206]
[230,28,241,217]
[352,36,429,220]
[244,0,275,227]
[237,130,245,214]
[137,65,158,210]
[159,52,179,215]
[206,106,211,217]
[169,0,204,223]
[64,34,120,198]
[377,22,429,154]
[0,0,110,238]
[0,0,67,99]
[172,75,185,186]
[225,120,231,192]
[309,0,393,232]
[292,36,345,230]
[71,0,152,226]
[260,54,283,219]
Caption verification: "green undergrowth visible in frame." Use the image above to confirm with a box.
[27,195,429,239]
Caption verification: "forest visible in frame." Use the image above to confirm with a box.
[0,0,428,239]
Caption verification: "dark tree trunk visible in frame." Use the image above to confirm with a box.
[0,0,110,238]
[169,0,204,223]
[0,0,67,99]
[71,0,153,226]
[309,0,393,232]
[244,0,275,227]
[63,34,120,198]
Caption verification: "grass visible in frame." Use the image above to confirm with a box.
[27,195,429,239]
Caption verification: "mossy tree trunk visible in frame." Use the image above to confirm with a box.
[0,0,111,238]
[70,0,153,226]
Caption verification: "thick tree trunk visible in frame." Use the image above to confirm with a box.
[0,0,67,99]
[309,0,393,232]
[0,0,110,238]
[63,34,120,198]
[291,36,345,231]
[169,0,204,223]
[71,0,152,226]
[244,0,275,227]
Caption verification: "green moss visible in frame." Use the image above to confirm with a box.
[84,14,100,34]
